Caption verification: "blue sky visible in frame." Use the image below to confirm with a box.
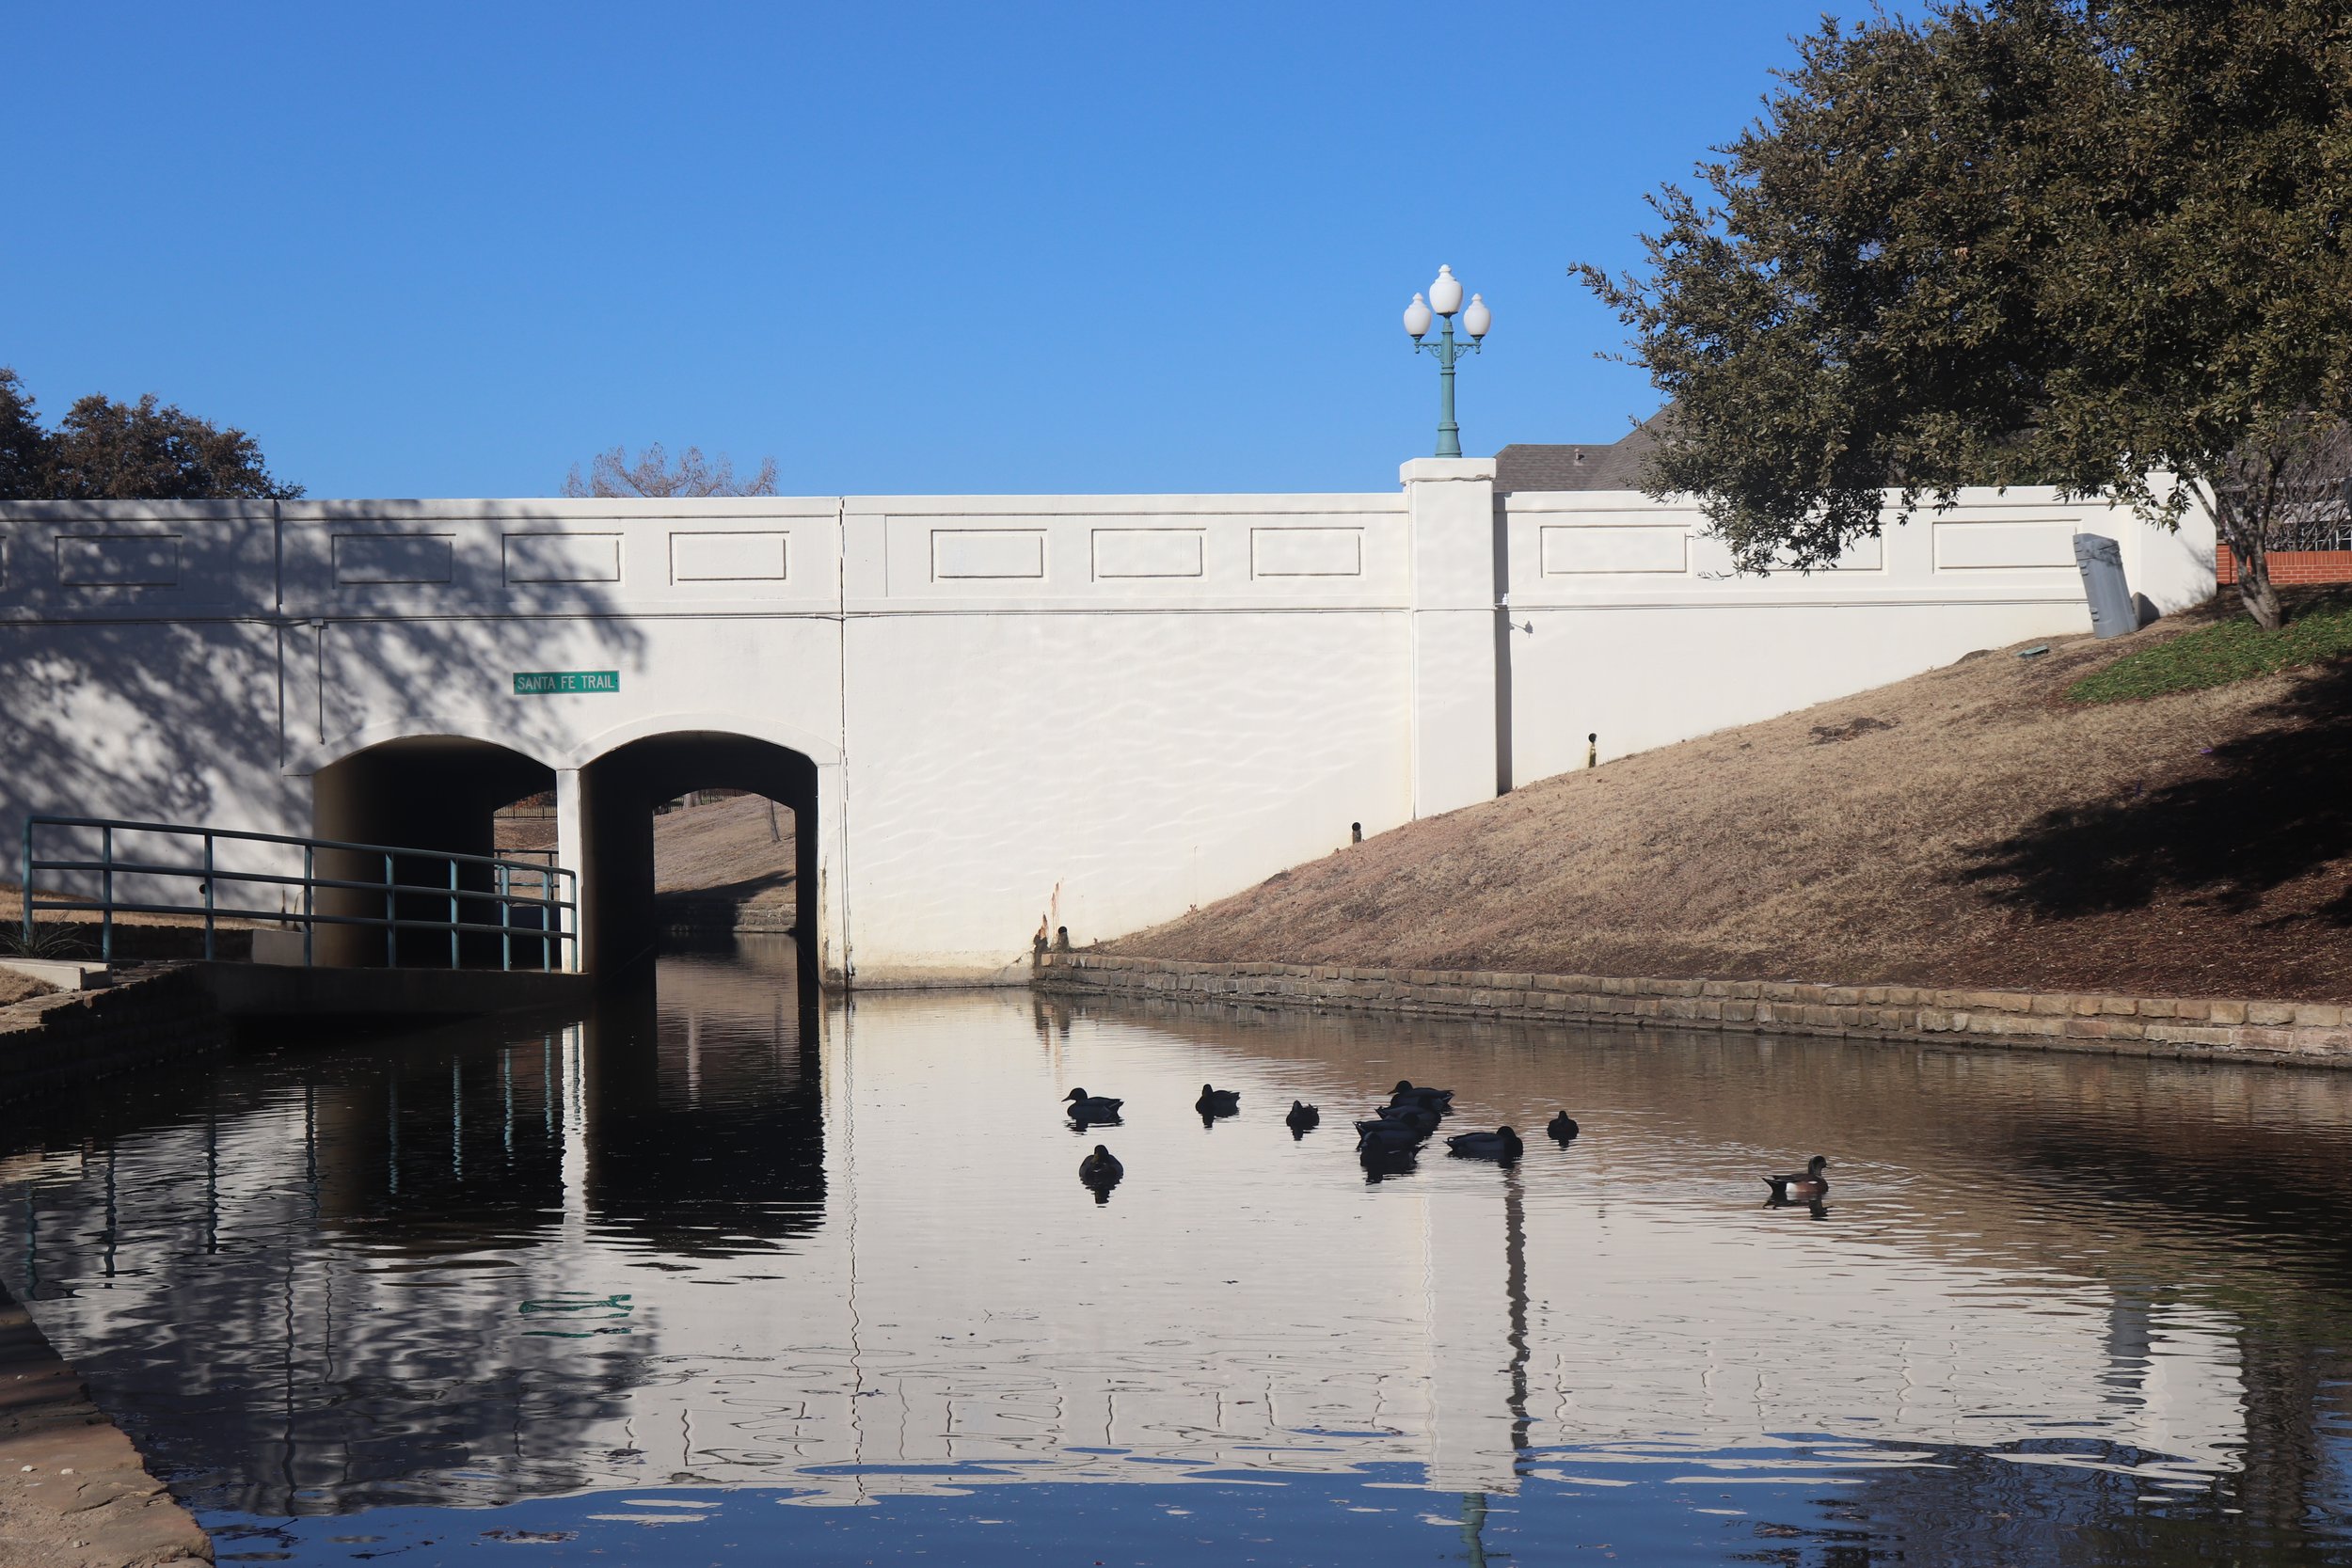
[9,3,1838,499]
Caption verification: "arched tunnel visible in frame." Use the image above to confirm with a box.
[310,731,817,977]
[568,731,818,974]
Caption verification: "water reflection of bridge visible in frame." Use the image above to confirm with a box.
[2,958,2339,1522]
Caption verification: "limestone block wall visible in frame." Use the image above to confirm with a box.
[1033,953,2352,1067]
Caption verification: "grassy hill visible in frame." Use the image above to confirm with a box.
[1114,591,2352,1004]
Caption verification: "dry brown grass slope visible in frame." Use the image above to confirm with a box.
[1117,599,2352,1003]
[497,793,797,913]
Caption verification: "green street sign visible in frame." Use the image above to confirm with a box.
[513,670,619,695]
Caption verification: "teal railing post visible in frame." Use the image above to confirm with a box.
[100,824,113,966]
[19,818,30,953]
[302,845,314,967]
[202,833,215,961]
[384,853,397,968]
[499,863,512,973]
[447,857,459,969]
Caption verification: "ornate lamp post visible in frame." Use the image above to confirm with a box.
[1403,264,1491,457]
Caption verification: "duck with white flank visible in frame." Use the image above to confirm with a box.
[1445,1126,1525,1162]
[1064,1087,1123,1122]
[1762,1155,1831,1202]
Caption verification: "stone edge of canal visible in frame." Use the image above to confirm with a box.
[0,1275,212,1567]
[1033,952,2352,1069]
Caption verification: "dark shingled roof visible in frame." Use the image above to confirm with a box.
[1494,411,1666,493]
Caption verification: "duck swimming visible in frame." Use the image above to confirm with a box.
[1196,1084,1241,1117]
[1064,1088,1123,1121]
[1356,1117,1423,1151]
[1285,1100,1320,1132]
[1444,1126,1524,1162]
[1359,1141,1419,1181]
[1762,1155,1831,1202]
[1079,1145,1123,1184]
[1388,1080,1455,1112]
[1374,1101,1441,1134]
[1547,1112,1580,1143]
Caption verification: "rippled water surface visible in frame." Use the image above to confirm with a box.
[6,942,2352,1564]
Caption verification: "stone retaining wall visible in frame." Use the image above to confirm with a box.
[0,966,231,1103]
[1033,953,2352,1067]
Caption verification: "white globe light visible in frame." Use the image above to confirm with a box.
[1428,264,1464,316]
[1463,293,1490,339]
[1403,293,1433,339]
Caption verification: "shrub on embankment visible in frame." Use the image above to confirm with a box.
[1116,591,2352,1004]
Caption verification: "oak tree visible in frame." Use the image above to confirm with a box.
[1578,0,2352,629]
[0,367,303,500]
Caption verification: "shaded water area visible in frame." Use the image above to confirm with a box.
[5,942,2352,1564]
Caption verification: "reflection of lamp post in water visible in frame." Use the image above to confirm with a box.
[1461,1163,1533,1565]
[1403,265,1492,458]
[1459,1491,1492,1566]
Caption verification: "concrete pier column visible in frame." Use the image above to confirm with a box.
[813,760,850,987]
[554,768,586,972]
[1402,457,1502,817]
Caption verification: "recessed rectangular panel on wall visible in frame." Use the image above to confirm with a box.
[1934,520,2077,570]
[503,532,622,584]
[671,531,788,582]
[1092,528,1203,579]
[1541,525,1689,575]
[1250,527,1361,577]
[932,529,1045,579]
[56,533,183,588]
[1833,534,1885,571]
[333,533,454,585]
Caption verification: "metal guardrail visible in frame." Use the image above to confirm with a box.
[20,816,578,972]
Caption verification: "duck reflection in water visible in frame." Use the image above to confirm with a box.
[1078,1144,1123,1204]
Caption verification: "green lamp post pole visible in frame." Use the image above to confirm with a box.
[1404,264,1491,457]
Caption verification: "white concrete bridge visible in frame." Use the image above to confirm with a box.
[0,460,2213,983]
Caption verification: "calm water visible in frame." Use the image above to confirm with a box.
[5,941,2352,1564]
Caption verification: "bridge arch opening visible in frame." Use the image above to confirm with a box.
[311,736,559,968]
[575,731,818,975]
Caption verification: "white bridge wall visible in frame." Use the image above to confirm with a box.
[0,464,2214,983]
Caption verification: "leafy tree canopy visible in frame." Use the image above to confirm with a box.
[0,367,303,501]
[1578,0,2352,629]
[563,443,779,499]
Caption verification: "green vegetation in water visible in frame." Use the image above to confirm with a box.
[2068,595,2352,704]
